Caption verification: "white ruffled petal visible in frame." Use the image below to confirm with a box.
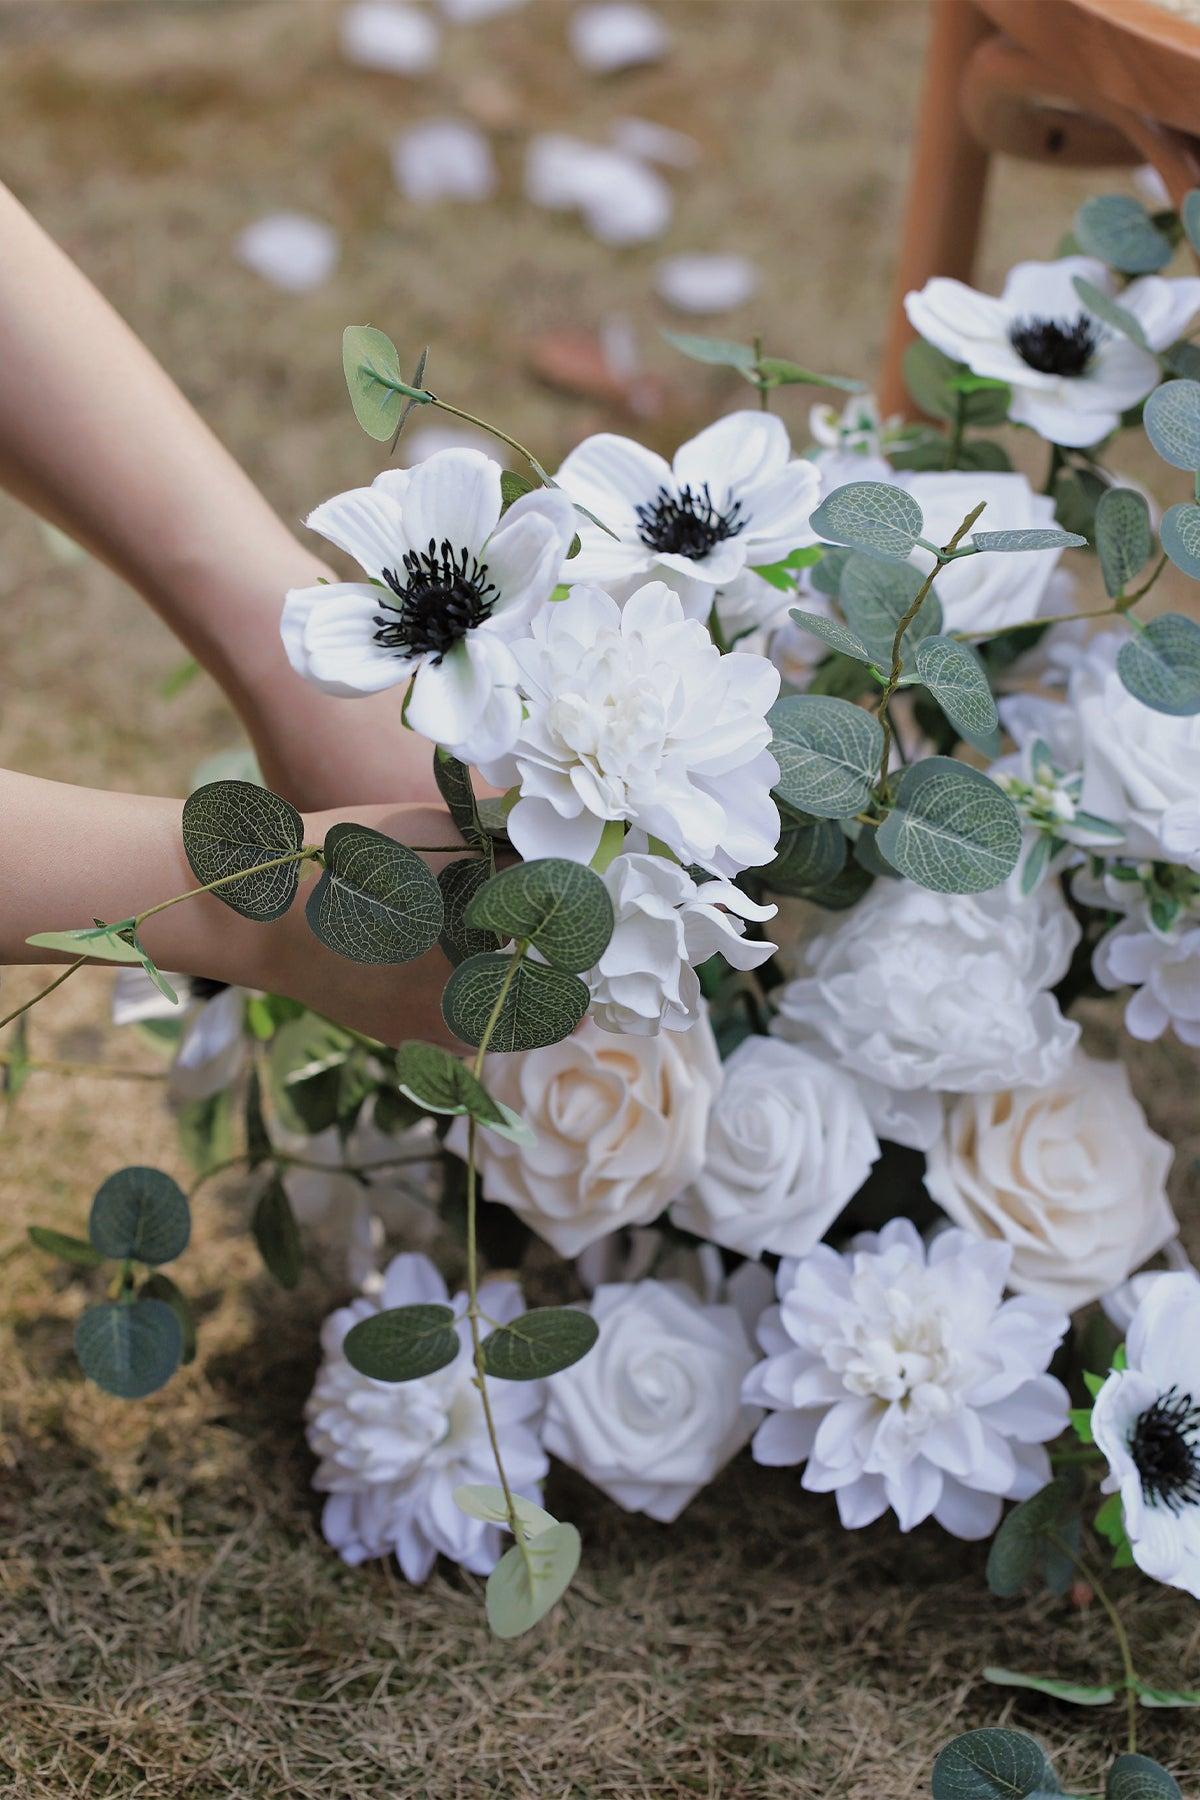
[281,583,411,697]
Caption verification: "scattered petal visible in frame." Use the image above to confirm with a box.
[339,0,440,74]
[569,2,669,73]
[655,253,759,314]
[234,213,339,293]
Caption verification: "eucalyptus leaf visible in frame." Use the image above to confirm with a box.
[1072,275,1149,350]
[805,860,874,910]
[343,1303,460,1382]
[74,1297,182,1399]
[182,780,305,922]
[756,356,862,392]
[1160,501,1200,580]
[1075,194,1172,273]
[139,1271,197,1365]
[1106,1755,1182,1800]
[27,1225,105,1268]
[442,953,590,1053]
[788,608,872,663]
[877,758,1021,894]
[914,636,999,746]
[26,923,145,964]
[438,858,502,965]
[840,555,941,664]
[985,1478,1081,1599]
[1164,339,1200,381]
[89,1166,190,1266]
[433,748,491,856]
[252,1178,303,1290]
[660,329,756,370]
[464,859,614,973]
[1095,487,1153,597]
[809,481,924,563]
[1183,188,1200,256]
[452,1484,557,1536]
[768,694,884,820]
[1135,1684,1200,1709]
[757,814,847,894]
[481,1307,599,1380]
[903,339,1011,426]
[1116,614,1200,715]
[394,1040,534,1144]
[809,544,851,598]
[971,528,1086,553]
[342,324,429,440]
[1143,379,1200,471]
[983,1668,1115,1707]
[485,1521,581,1639]
[306,822,443,963]
[931,1728,1060,1800]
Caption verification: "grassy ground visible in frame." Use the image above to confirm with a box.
[1,2,1198,1794]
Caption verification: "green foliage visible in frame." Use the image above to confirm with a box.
[1116,614,1200,716]
[840,555,941,663]
[1143,379,1200,471]
[912,636,998,746]
[433,749,492,857]
[971,528,1086,553]
[1106,1755,1182,1800]
[1074,194,1173,273]
[985,1478,1080,1599]
[176,1089,236,1175]
[768,694,884,820]
[252,1178,303,1289]
[1095,1491,1134,1568]
[757,813,847,894]
[1160,501,1200,580]
[306,822,443,964]
[343,1302,460,1382]
[182,780,305,922]
[1183,188,1200,256]
[438,857,501,965]
[394,1040,533,1143]
[983,1667,1116,1707]
[1095,487,1153,597]
[754,355,862,392]
[453,1484,557,1535]
[1054,466,1109,541]
[1135,1685,1200,1709]
[1072,276,1149,350]
[877,758,1021,894]
[931,1728,1059,1800]
[26,922,146,964]
[804,860,874,909]
[139,1271,196,1364]
[464,859,614,973]
[485,1521,581,1639]
[481,1307,599,1380]
[902,339,1011,426]
[442,953,590,1052]
[809,544,851,598]
[787,608,872,663]
[89,1166,190,1265]
[267,1016,359,1135]
[659,330,860,392]
[809,481,924,563]
[659,329,756,370]
[342,325,430,440]
[27,1225,105,1267]
[74,1297,182,1399]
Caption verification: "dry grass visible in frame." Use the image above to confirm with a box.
[1,2,1199,1794]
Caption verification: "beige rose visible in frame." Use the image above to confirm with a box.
[446,1015,721,1257]
[925,1050,1176,1309]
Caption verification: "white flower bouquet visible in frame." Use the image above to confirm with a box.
[13,184,1200,1779]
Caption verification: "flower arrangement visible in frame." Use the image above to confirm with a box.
[10,185,1200,1781]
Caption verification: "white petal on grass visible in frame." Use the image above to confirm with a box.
[654,253,759,315]
[609,115,699,169]
[437,0,527,18]
[234,213,339,293]
[525,133,672,245]
[569,2,669,72]
[391,118,497,205]
[339,1,440,73]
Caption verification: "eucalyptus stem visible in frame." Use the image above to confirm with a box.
[188,1144,440,1200]
[945,390,966,470]
[422,394,550,487]
[0,958,86,1032]
[754,335,770,412]
[1050,1529,1139,1754]
[134,846,320,927]
[957,551,1170,643]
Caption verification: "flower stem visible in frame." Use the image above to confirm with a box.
[957,551,1170,643]
[422,394,552,487]
[1050,1529,1139,1754]
[134,847,320,927]
[0,959,86,1032]
[187,1144,440,1200]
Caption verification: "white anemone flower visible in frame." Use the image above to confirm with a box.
[1092,1272,1200,1600]
[306,1253,548,1581]
[554,412,821,620]
[479,581,781,875]
[281,449,577,763]
[743,1219,1071,1539]
[112,967,248,1104]
[905,256,1200,448]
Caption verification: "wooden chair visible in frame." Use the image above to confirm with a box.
[879,0,1200,417]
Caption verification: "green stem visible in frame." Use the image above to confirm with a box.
[946,391,966,470]
[754,335,770,412]
[1049,1530,1139,1755]
[188,1145,439,1200]
[134,846,320,927]
[1117,550,1169,613]
[0,1050,165,1082]
[957,552,1170,643]
[0,958,86,1032]
[1042,441,1066,497]
[423,395,551,487]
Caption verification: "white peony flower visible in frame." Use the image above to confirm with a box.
[281,449,576,763]
[924,1049,1176,1310]
[744,1220,1070,1538]
[905,256,1200,447]
[901,471,1067,635]
[543,1278,760,1522]
[671,1036,879,1258]
[554,412,820,618]
[772,878,1080,1149]
[1092,1272,1200,1600]
[587,846,777,1035]
[446,1013,721,1257]
[112,967,248,1104]
[306,1253,547,1581]
[480,581,781,875]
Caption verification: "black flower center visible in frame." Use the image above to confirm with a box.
[1131,1385,1200,1514]
[375,538,500,664]
[1008,314,1100,378]
[634,482,747,559]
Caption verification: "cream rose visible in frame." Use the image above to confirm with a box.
[902,471,1067,635]
[542,1278,760,1521]
[1073,629,1200,860]
[925,1049,1177,1309]
[447,1015,721,1257]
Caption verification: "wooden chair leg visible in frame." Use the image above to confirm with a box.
[878,0,993,419]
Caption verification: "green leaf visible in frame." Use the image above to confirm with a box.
[1073,275,1150,350]
[175,1089,235,1175]
[438,857,501,965]
[757,813,847,894]
[840,554,941,663]
[750,545,822,592]
[788,608,872,663]
[74,1298,182,1399]
[984,1668,1116,1707]
[342,325,429,440]
[809,481,924,563]
[306,822,443,964]
[464,859,614,973]
[27,1225,105,1268]
[442,954,590,1053]
[1075,194,1173,273]
[972,528,1086,553]
[433,749,492,856]
[877,758,1021,893]
[139,1271,196,1365]
[1116,613,1200,715]
[756,356,863,392]
[810,544,851,597]
[931,1729,1060,1800]
[660,329,756,370]
[1106,1754,1182,1800]
[394,1040,534,1144]
[1068,1405,1095,1444]
[1160,501,1200,580]
[1135,1684,1200,1709]
[768,694,883,820]
[481,1307,599,1380]
[26,922,145,964]
[486,1521,581,1639]
[251,1178,303,1289]
[1143,379,1200,471]
[1164,339,1200,381]
[89,1167,190,1265]
[267,1015,355,1134]
[135,947,178,1007]
[903,339,1011,425]
[985,1478,1080,1599]
[805,861,874,910]
[452,1484,557,1535]
[851,823,900,878]
[1095,487,1153,597]
[1054,466,1109,540]
[913,636,998,745]
[1183,188,1200,255]
[182,780,305,922]
[343,1302,460,1382]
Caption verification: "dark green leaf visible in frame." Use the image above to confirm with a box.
[1165,339,1200,381]
[659,329,755,370]
[1183,188,1200,256]
[788,608,872,663]
[903,339,1011,426]
[1075,194,1172,273]
[756,813,847,893]
[442,953,590,1052]
[175,1089,235,1176]
[464,859,613,973]
[243,1064,272,1169]
[984,1668,1115,1707]
[840,554,941,663]
[74,1298,182,1399]
[252,1177,303,1289]
[27,1225,105,1268]
[438,858,501,965]
[931,1728,1060,1800]
[1144,379,1200,471]
[913,636,999,745]
[1095,487,1153,597]
[877,758,1021,893]
[343,1303,460,1382]
[809,481,924,563]
[433,748,492,856]
[1117,614,1200,715]
[768,694,883,820]
[267,1016,355,1135]
[1160,501,1200,580]
[89,1167,190,1265]
[805,860,874,909]
[182,780,304,922]
[394,1040,533,1143]
[306,822,443,964]
[1106,1755,1182,1800]
[972,528,1086,553]
[809,544,851,598]
[139,1271,196,1364]
[1054,466,1109,540]
[986,1478,1081,1598]
[481,1306,599,1380]
[342,325,429,440]
[851,823,900,878]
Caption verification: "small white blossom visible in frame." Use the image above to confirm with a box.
[111,968,248,1104]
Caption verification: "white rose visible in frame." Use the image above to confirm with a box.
[901,471,1066,635]
[925,1049,1176,1310]
[671,1037,879,1257]
[542,1278,760,1521]
[1073,630,1200,860]
[447,1014,721,1256]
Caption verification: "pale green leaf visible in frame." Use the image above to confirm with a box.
[485,1521,581,1639]
[876,758,1021,893]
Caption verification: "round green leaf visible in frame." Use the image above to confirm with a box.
[788,608,872,663]
[1160,501,1200,580]
[971,528,1086,553]
[840,555,941,664]
[1117,614,1200,716]
[433,749,491,855]
[1107,1755,1182,1800]
[757,813,847,893]
[1095,487,1153,597]
[182,780,304,922]
[1144,379,1200,472]
[442,953,590,1053]
[306,822,443,964]
[481,1307,599,1381]
[342,325,428,440]
[252,1178,303,1290]
[89,1167,190,1265]
[485,1521,581,1639]
[1073,275,1150,350]
[808,481,924,563]
[986,1478,1080,1599]
[852,823,900,878]
[394,1040,534,1144]
[914,636,999,745]
[439,857,502,965]
[343,1303,460,1383]
[660,328,756,370]
[809,544,851,598]
[464,859,614,973]
[931,1728,1059,1800]
[1183,188,1200,256]
[876,758,1020,894]
[768,694,883,820]
[805,861,874,910]
[74,1298,182,1399]
[452,1484,557,1535]
[1074,194,1172,273]
[984,1668,1115,1707]
[139,1271,197,1365]
[28,1225,105,1267]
